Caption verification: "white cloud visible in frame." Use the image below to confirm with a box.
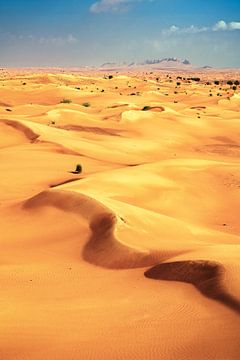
[213,20,240,31]
[229,21,240,30]
[213,20,228,31]
[162,20,240,36]
[90,0,133,13]
[162,24,208,35]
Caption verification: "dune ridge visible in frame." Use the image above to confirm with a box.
[1,70,240,359]
[0,119,39,143]
[23,188,240,315]
[23,189,169,268]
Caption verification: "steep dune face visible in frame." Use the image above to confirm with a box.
[1,70,240,360]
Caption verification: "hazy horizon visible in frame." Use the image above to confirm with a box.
[1,0,240,68]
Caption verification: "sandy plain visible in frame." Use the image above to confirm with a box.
[0,68,240,359]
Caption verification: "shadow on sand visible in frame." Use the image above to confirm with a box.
[144,260,240,315]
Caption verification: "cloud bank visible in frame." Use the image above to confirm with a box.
[162,20,240,35]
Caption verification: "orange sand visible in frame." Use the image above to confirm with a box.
[0,69,240,359]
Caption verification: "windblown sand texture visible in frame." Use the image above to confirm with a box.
[1,69,240,359]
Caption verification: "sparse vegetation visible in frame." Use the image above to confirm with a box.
[142,106,152,111]
[60,98,72,104]
[82,102,90,107]
[75,164,82,174]
[188,77,200,82]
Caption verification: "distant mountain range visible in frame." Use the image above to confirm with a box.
[99,58,213,70]
[140,57,191,66]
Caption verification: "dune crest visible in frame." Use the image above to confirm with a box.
[23,189,164,268]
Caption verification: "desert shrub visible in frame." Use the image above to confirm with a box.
[176,82,181,86]
[232,86,237,91]
[214,81,220,85]
[108,75,113,79]
[82,102,90,107]
[60,99,72,104]
[101,89,105,92]
[209,93,213,96]
[142,106,151,111]
[227,80,233,85]
[75,164,82,174]
[234,80,239,86]
[188,77,200,82]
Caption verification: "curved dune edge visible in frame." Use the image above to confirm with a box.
[0,119,39,142]
[0,118,82,155]
[23,189,182,269]
[145,260,240,314]
[142,106,165,112]
[23,189,240,312]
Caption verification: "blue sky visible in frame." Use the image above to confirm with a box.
[0,0,240,67]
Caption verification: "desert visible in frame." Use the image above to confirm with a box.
[0,67,240,359]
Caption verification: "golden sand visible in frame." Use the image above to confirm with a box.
[0,69,240,359]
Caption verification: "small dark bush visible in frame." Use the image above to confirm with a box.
[232,86,237,91]
[142,106,151,111]
[214,81,220,85]
[75,164,82,174]
[234,80,239,86]
[227,80,233,85]
[188,77,200,82]
[176,82,181,86]
[60,99,72,104]
[82,102,90,107]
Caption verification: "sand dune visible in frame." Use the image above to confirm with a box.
[1,69,240,359]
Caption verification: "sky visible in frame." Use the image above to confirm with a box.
[0,0,240,68]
